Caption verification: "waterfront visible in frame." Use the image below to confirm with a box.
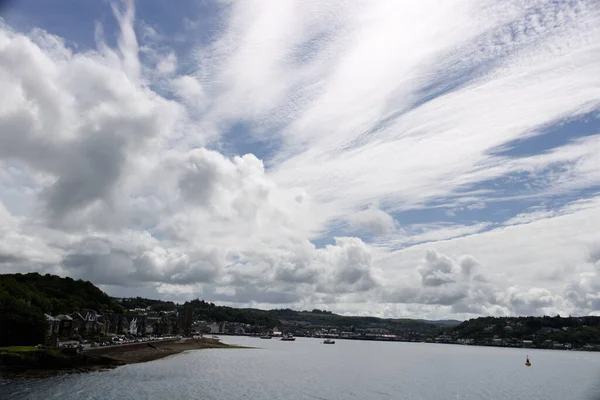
[2,336,600,399]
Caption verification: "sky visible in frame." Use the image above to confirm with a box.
[0,0,599,320]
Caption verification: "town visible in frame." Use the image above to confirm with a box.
[43,305,600,352]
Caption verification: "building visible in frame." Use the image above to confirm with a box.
[55,314,74,338]
[208,323,220,334]
[44,314,59,346]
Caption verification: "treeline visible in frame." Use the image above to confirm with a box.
[119,297,177,312]
[0,273,123,346]
[183,299,279,327]
[178,303,446,333]
[453,316,600,347]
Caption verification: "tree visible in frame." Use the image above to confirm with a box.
[0,293,47,346]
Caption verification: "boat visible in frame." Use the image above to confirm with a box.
[260,335,272,339]
[280,333,296,341]
[525,355,531,367]
[323,339,335,344]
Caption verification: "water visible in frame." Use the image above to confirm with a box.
[2,336,600,400]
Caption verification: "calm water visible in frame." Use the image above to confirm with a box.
[2,336,600,400]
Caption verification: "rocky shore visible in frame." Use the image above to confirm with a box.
[0,338,245,379]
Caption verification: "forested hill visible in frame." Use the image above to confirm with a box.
[0,273,123,346]
[453,316,600,348]
[158,301,458,333]
[0,273,123,315]
[261,308,456,332]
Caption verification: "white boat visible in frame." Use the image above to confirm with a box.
[323,339,335,344]
[280,333,296,341]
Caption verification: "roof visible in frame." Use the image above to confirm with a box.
[70,312,84,320]
[45,314,57,321]
[55,314,73,321]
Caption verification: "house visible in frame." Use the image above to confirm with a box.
[208,323,220,334]
[103,313,126,335]
[82,310,102,334]
[45,314,59,346]
[70,312,85,336]
[55,314,74,338]
[146,317,161,335]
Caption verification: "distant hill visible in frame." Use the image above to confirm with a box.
[117,296,178,312]
[265,308,449,332]
[418,319,463,326]
[452,316,600,348]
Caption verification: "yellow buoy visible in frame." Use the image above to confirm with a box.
[525,355,531,367]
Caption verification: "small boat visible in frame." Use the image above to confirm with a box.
[525,355,531,367]
[280,333,296,341]
[260,335,272,339]
[323,339,335,344]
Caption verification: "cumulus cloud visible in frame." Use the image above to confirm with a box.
[347,206,398,236]
[563,242,600,313]
[378,249,569,318]
[60,234,224,287]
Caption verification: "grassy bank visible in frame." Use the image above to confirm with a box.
[0,338,246,379]
[0,347,122,379]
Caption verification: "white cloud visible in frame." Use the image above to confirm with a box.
[1,0,600,319]
[376,222,492,249]
[347,206,398,236]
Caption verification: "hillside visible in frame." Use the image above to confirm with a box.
[0,273,123,346]
[453,316,600,349]
[264,308,449,333]
[0,273,123,315]
[175,303,451,334]
[417,319,462,326]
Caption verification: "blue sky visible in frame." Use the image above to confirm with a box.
[1,0,600,319]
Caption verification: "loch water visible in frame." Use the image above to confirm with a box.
[2,336,600,400]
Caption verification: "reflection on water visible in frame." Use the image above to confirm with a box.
[2,336,600,400]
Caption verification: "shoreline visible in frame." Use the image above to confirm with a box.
[88,337,248,364]
[0,338,247,379]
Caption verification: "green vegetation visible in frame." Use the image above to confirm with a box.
[180,301,447,334]
[184,299,279,327]
[0,273,123,346]
[453,316,600,349]
[265,308,448,333]
[0,348,119,378]
[0,273,123,315]
[0,346,39,353]
[120,297,177,312]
